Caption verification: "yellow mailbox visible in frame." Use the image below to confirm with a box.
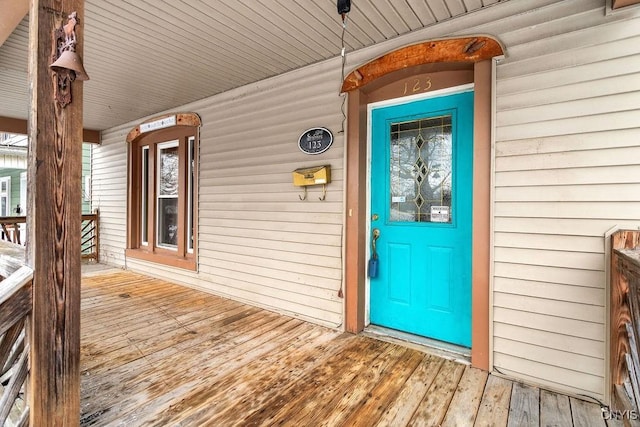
[292,165,331,187]
[292,165,331,201]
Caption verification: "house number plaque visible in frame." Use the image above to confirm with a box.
[298,127,333,155]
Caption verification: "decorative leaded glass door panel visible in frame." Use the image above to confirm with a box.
[370,90,474,347]
[390,115,452,223]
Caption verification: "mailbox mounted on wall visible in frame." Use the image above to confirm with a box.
[292,165,331,201]
[292,165,331,186]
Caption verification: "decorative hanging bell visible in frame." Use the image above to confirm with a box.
[50,50,90,81]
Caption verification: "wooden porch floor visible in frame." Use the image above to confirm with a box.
[80,271,612,427]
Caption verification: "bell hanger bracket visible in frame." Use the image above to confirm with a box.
[50,11,89,108]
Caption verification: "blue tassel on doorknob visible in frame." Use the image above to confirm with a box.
[368,257,379,278]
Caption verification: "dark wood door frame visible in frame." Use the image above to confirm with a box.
[342,36,504,370]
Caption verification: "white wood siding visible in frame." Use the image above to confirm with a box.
[491,1,640,400]
[93,125,129,266]
[0,154,26,169]
[92,0,640,400]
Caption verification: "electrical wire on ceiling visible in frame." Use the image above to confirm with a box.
[337,0,351,299]
[338,0,351,134]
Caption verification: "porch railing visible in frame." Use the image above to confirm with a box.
[0,265,33,426]
[0,211,99,262]
[610,230,640,416]
[0,218,24,246]
[81,211,99,261]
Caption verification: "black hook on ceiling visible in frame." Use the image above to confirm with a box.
[337,0,351,21]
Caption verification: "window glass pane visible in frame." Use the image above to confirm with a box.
[141,147,149,245]
[187,137,194,253]
[157,142,179,249]
[390,115,452,223]
[157,198,178,247]
[159,146,178,196]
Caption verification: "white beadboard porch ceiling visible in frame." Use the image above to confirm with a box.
[0,0,506,131]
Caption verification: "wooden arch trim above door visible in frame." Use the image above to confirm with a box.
[341,36,504,93]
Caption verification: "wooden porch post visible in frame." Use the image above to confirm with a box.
[27,0,84,424]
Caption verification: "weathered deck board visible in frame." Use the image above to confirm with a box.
[87,319,308,425]
[217,335,369,426]
[239,338,389,426]
[132,321,338,426]
[82,303,257,374]
[83,314,300,424]
[375,354,444,426]
[540,389,572,427]
[507,382,540,427]
[79,271,610,426]
[315,345,411,426]
[474,370,513,426]
[342,350,425,427]
[408,359,467,426]
[442,366,490,427]
[571,396,607,427]
[83,303,261,376]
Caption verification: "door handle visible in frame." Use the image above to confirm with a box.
[371,228,380,259]
[369,228,381,278]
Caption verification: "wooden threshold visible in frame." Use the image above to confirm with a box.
[80,271,610,426]
[363,324,471,364]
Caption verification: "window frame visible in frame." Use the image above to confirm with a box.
[187,136,195,254]
[155,140,180,251]
[126,114,200,270]
[0,176,11,217]
[140,145,149,246]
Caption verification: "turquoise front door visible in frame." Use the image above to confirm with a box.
[370,90,473,347]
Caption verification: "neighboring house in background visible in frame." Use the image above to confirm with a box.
[0,133,93,217]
